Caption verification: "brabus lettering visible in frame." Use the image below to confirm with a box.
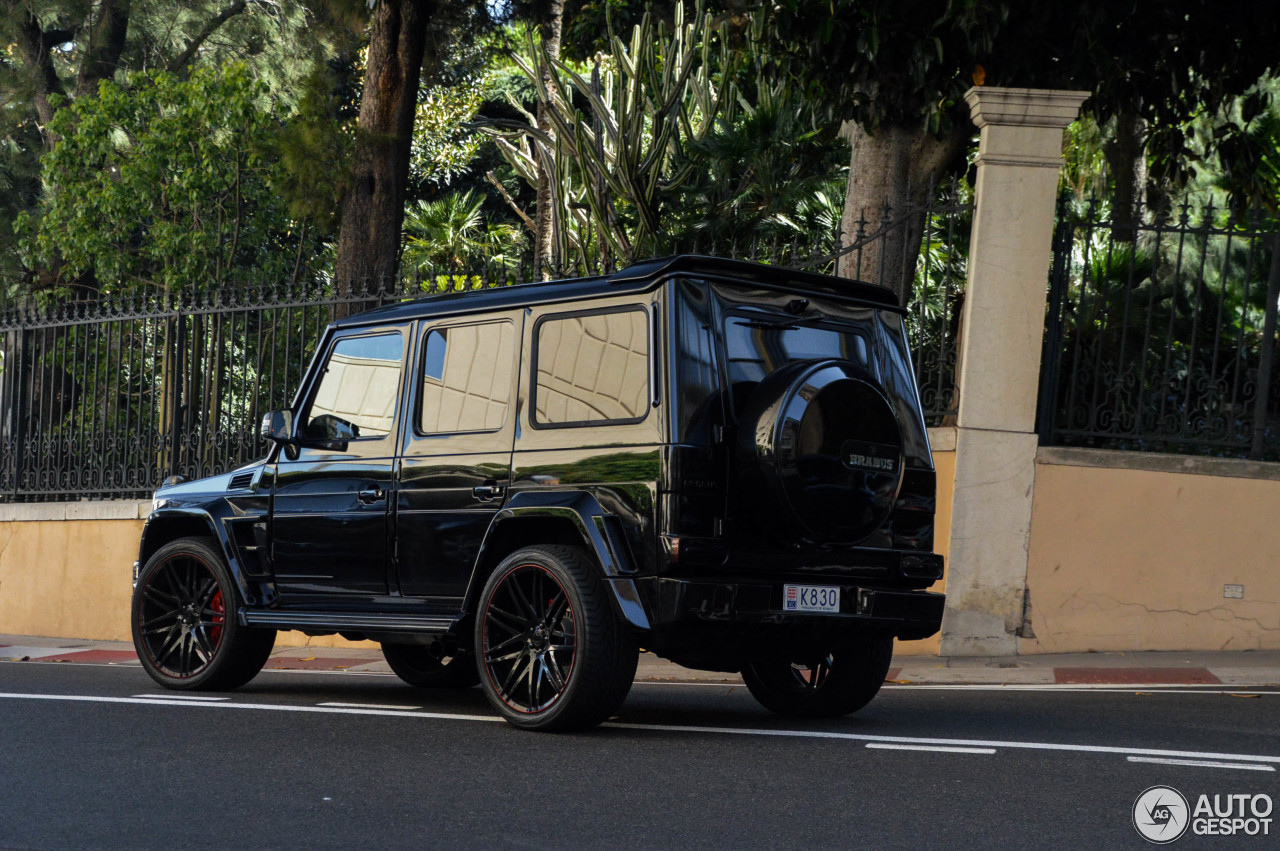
[846,454,896,472]
[838,440,899,474]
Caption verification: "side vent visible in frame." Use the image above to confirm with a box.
[228,471,255,490]
[226,518,270,579]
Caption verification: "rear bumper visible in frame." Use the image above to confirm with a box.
[647,576,945,641]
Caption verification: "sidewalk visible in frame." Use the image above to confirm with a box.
[4,634,1279,687]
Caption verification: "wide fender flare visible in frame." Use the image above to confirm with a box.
[139,506,258,605]
[473,490,652,632]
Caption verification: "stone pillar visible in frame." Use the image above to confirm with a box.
[940,87,1089,656]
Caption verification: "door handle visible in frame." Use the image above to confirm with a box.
[358,486,386,505]
[473,484,506,501]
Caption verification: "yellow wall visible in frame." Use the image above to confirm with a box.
[893,442,955,657]
[1022,455,1280,652]
[0,518,142,641]
[0,515,370,649]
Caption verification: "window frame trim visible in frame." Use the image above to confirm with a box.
[529,304,652,430]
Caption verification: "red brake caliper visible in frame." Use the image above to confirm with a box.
[210,590,225,644]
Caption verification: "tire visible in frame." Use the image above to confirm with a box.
[741,635,893,718]
[382,642,481,689]
[131,536,275,691]
[475,545,637,731]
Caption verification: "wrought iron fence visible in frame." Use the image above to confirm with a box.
[1038,199,1280,460]
[0,279,433,501]
[0,203,970,502]
[832,184,969,423]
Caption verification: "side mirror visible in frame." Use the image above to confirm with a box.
[260,409,295,443]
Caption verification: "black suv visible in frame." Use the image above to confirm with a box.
[132,256,944,730]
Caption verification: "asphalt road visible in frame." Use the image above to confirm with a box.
[2,661,1278,850]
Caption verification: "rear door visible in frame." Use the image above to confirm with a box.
[394,311,523,598]
[271,328,408,597]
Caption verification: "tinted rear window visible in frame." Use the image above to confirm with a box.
[724,315,870,385]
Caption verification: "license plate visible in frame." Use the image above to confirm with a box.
[783,584,841,613]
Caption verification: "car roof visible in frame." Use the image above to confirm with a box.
[330,255,900,329]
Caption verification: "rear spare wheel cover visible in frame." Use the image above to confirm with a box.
[737,360,904,544]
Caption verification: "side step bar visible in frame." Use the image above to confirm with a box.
[239,609,462,634]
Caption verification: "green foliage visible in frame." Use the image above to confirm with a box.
[140,1,332,95]
[19,62,326,292]
[0,0,348,297]
[0,114,44,302]
[1195,81,1280,219]
[483,4,857,268]
[558,0,684,61]
[411,74,492,187]
[487,2,736,265]
[761,0,1003,135]
[1060,117,1110,205]
[401,189,525,274]
[673,71,846,249]
[271,62,353,230]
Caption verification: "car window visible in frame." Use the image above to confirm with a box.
[724,315,869,384]
[419,320,515,434]
[303,332,404,440]
[534,308,649,426]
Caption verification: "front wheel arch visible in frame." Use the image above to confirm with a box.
[140,513,221,566]
[142,510,262,606]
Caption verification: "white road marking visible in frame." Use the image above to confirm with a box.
[882,684,1280,693]
[866,743,995,755]
[3,691,1280,768]
[257,667,396,678]
[130,694,230,701]
[0,692,502,723]
[632,681,744,687]
[318,702,421,710]
[601,721,1280,767]
[1126,756,1276,772]
[630,681,1280,694]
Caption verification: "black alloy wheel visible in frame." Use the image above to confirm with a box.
[382,642,481,688]
[132,536,275,691]
[476,545,637,731]
[741,634,894,717]
[482,562,577,713]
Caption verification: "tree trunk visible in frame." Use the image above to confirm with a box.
[1103,110,1148,237]
[76,0,132,97]
[837,119,966,304]
[332,0,433,294]
[534,0,567,279]
[12,8,71,146]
